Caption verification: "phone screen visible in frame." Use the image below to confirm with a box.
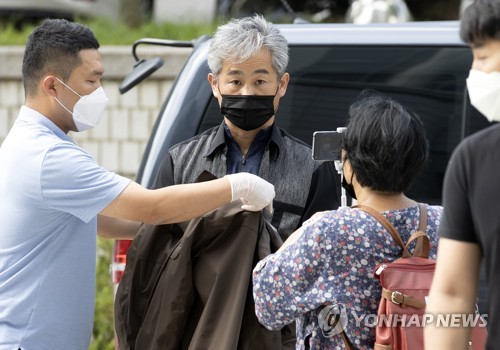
[312,131,343,161]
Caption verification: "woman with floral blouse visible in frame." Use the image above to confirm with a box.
[252,93,442,349]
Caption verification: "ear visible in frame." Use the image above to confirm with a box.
[342,157,354,180]
[42,76,58,97]
[208,73,219,98]
[277,72,290,97]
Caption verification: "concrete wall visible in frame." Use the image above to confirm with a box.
[0,45,192,179]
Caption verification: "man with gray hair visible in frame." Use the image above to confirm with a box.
[115,14,339,349]
[156,14,339,239]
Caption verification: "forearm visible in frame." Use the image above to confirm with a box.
[424,238,482,349]
[150,177,232,224]
[102,173,273,224]
[97,214,142,239]
[253,255,301,330]
[254,221,329,328]
[424,291,476,349]
[101,177,231,224]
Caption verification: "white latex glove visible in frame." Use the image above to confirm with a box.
[226,173,275,213]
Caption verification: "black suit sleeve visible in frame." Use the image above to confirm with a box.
[152,151,176,189]
[299,160,340,226]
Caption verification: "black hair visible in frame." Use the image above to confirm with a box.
[343,92,429,193]
[460,0,500,45]
[22,18,100,97]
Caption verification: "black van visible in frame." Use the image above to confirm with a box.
[112,20,489,313]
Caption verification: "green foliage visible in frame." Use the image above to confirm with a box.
[80,16,216,45]
[0,17,219,45]
[87,17,219,44]
[0,21,35,45]
[90,237,116,350]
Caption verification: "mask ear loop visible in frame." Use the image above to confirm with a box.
[334,159,347,208]
[55,77,83,98]
[272,83,281,115]
[52,77,82,117]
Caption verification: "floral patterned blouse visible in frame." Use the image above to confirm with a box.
[253,204,442,350]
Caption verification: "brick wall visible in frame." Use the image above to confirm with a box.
[0,45,191,179]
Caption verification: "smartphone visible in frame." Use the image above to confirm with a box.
[312,131,344,161]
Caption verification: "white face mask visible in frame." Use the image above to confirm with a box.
[54,78,109,131]
[466,69,500,123]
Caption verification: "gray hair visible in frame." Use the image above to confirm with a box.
[207,14,289,78]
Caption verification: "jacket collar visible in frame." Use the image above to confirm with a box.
[204,122,282,161]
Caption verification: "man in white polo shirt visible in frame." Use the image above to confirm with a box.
[0,19,274,350]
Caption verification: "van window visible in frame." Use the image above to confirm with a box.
[198,45,489,204]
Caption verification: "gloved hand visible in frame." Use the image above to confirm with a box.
[225,173,275,213]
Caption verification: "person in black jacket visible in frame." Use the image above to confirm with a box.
[155,14,339,239]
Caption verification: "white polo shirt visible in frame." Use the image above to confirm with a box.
[0,106,131,349]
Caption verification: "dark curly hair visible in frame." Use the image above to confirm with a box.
[342,92,429,193]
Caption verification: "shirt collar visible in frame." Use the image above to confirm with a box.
[18,105,73,143]
[204,122,282,160]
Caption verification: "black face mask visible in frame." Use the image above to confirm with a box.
[220,94,276,131]
[342,174,357,200]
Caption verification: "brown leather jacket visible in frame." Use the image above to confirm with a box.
[114,201,295,350]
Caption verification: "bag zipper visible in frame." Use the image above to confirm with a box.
[375,261,434,276]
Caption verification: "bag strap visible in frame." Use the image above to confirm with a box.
[354,204,410,257]
[354,203,429,258]
[337,203,429,349]
[339,330,356,350]
[406,231,430,258]
[381,287,426,309]
[412,203,429,257]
